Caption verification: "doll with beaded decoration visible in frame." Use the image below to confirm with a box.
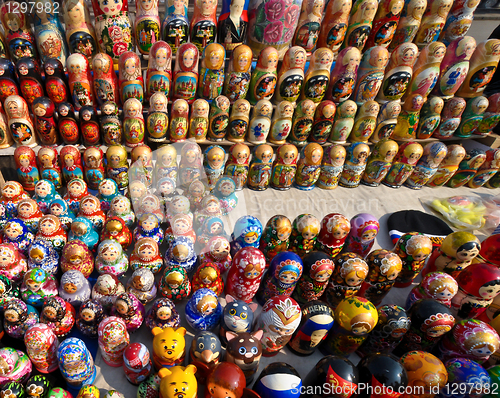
[130,238,163,274]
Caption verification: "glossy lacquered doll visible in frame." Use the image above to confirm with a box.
[0,243,27,283]
[406,271,458,310]
[147,43,172,99]
[352,46,389,105]
[0,2,37,62]
[383,142,424,188]
[224,143,250,190]
[24,323,59,374]
[36,215,67,254]
[16,57,44,108]
[60,240,94,278]
[18,198,43,233]
[349,100,380,143]
[98,316,130,367]
[247,47,278,105]
[4,298,39,339]
[405,141,448,189]
[339,142,370,188]
[172,43,199,103]
[225,247,265,303]
[68,217,99,252]
[62,0,97,63]
[14,146,39,192]
[159,264,191,302]
[185,288,222,331]
[39,295,76,337]
[66,53,94,110]
[91,273,125,310]
[394,232,433,288]
[145,297,180,332]
[427,144,466,187]
[95,239,129,278]
[21,267,58,308]
[317,145,346,190]
[59,270,91,307]
[292,251,334,304]
[362,139,398,187]
[275,46,307,105]
[5,94,37,147]
[223,45,252,103]
[111,292,145,333]
[327,47,361,104]
[271,144,298,191]
[294,143,323,190]
[446,147,487,188]
[315,213,350,257]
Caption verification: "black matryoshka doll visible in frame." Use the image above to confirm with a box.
[288,99,316,146]
[32,96,58,146]
[227,98,250,143]
[223,44,252,104]
[189,0,217,51]
[289,214,321,259]
[317,144,346,190]
[79,106,100,146]
[247,47,279,105]
[292,251,334,304]
[326,46,361,104]
[162,0,189,55]
[357,354,409,398]
[370,101,401,143]
[405,141,448,189]
[383,142,424,188]
[294,143,323,190]
[416,96,445,139]
[217,0,249,55]
[361,139,399,187]
[259,215,293,265]
[316,0,352,56]
[43,58,69,107]
[275,46,307,105]
[393,232,433,288]
[315,213,350,258]
[145,41,172,100]
[270,144,298,191]
[247,144,273,191]
[301,47,335,104]
[172,43,199,104]
[339,142,371,188]
[357,305,410,358]
[352,46,390,105]
[208,95,230,141]
[310,101,336,144]
[288,300,334,356]
[0,58,19,104]
[446,148,486,188]
[147,92,169,144]
[57,102,79,145]
[16,57,44,108]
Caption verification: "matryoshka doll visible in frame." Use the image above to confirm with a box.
[135,0,160,55]
[275,47,307,105]
[169,99,189,142]
[21,267,58,308]
[147,93,169,144]
[83,147,105,190]
[214,178,238,215]
[208,95,230,141]
[145,297,180,331]
[4,298,39,339]
[68,217,99,252]
[39,296,76,337]
[127,268,158,304]
[0,181,29,218]
[146,41,172,100]
[230,215,262,253]
[63,179,88,214]
[469,148,500,188]
[43,58,69,106]
[62,0,98,63]
[130,238,163,274]
[185,180,207,211]
[178,142,203,189]
[14,146,39,192]
[224,143,250,190]
[66,53,94,111]
[478,92,500,136]
[199,236,232,273]
[108,195,135,227]
[432,97,467,139]
[391,94,425,140]
[292,251,334,304]
[406,272,459,309]
[454,96,489,138]
[289,99,316,146]
[302,48,334,104]
[79,106,100,146]
[57,337,96,388]
[123,342,153,385]
[24,323,59,373]
[57,102,79,145]
[270,144,298,191]
[268,101,293,145]
[159,264,191,301]
[446,148,486,188]
[393,232,433,288]
[203,145,226,190]
[5,94,37,147]
[92,53,119,107]
[439,0,479,45]
[288,214,321,258]
[37,147,62,189]
[106,145,129,191]
[16,57,44,108]
[399,351,447,398]
[223,45,252,103]
[59,270,92,307]
[172,43,199,103]
[365,0,404,49]
[100,103,122,146]
[111,292,145,333]
[226,99,249,142]
[259,216,292,264]
[60,240,94,278]
[343,0,378,52]
[0,243,27,283]
[247,47,278,105]
[95,239,129,278]
[247,144,273,191]
[101,216,132,249]
[0,1,37,62]
[389,0,426,52]
[352,46,389,105]
[33,180,61,215]
[78,195,106,232]
[414,0,453,48]
[310,101,336,144]
[185,288,222,331]
[317,145,346,190]
[316,0,351,56]
[191,262,223,295]
[321,296,378,357]
[294,143,323,190]
[91,273,125,310]
[247,100,272,144]
[225,247,265,303]
[361,139,399,187]
[36,215,67,253]
[416,96,444,139]
[349,100,380,143]
[327,47,361,104]
[405,141,448,189]
[1,218,34,256]
[188,99,210,142]
[18,198,43,233]
[189,0,217,51]
[383,142,424,188]
[343,214,379,258]
[339,142,371,188]
[315,213,350,257]
[119,52,144,104]
[292,0,325,52]
[98,316,130,367]
[0,59,20,104]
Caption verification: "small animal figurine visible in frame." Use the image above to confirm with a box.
[247,47,279,105]
[446,148,487,188]
[223,45,252,103]
[365,0,404,49]
[5,94,37,147]
[478,92,500,136]
[220,294,257,342]
[316,145,347,190]
[91,273,126,311]
[60,240,94,278]
[371,101,402,143]
[159,264,191,302]
[275,46,307,105]
[185,288,222,331]
[24,323,59,373]
[98,316,130,367]
[432,97,467,139]
[79,106,100,146]
[188,99,210,142]
[95,239,129,278]
[4,298,39,339]
[405,141,448,189]
[383,141,424,188]
[349,100,380,143]
[106,145,129,190]
[352,46,389,105]
[59,270,91,308]
[294,143,324,190]
[406,271,459,309]
[62,0,97,63]
[57,337,96,388]
[361,139,399,187]
[292,0,326,52]
[343,0,378,52]
[16,57,44,108]
[57,102,79,145]
[393,232,433,288]
[111,292,145,333]
[224,331,263,385]
[454,96,489,138]
[39,295,76,337]
[207,95,230,141]
[21,267,58,308]
[32,97,58,146]
[315,213,350,257]
[190,330,222,380]
[66,53,94,110]
[414,0,453,48]
[292,251,334,304]
[172,43,199,103]
[289,99,316,146]
[317,0,352,56]
[36,215,67,254]
[127,268,158,304]
[123,342,153,385]
[18,198,43,233]
[416,96,444,139]
[342,214,380,257]
[224,143,250,190]
[146,297,180,331]
[157,365,197,398]
[14,146,39,192]
[0,2,37,62]
[68,217,99,252]
[326,47,361,104]
[339,142,371,188]
[0,59,20,104]
[271,144,299,191]
[225,247,266,302]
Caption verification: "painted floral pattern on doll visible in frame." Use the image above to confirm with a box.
[159,265,191,302]
[145,297,181,331]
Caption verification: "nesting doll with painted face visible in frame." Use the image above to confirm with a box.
[146,92,169,143]
[339,142,371,188]
[79,106,100,146]
[315,213,350,257]
[57,102,79,145]
[172,43,199,103]
[317,145,346,190]
[92,53,119,108]
[389,0,427,52]
[247,47,279,105]
[328,100,357,143]
[439,0,479,45]
[135,0,160,55]
[217,0,249,54]
[169,99,189,142]
[416,96,444,139]
[383,142,424,188]
[188,99,210,142]
[247,144,273,191]
[317,0,351,56]
[198,43,226,102]
[60,146,84,184]
[432,97,467,139]
[208,95,230,141]
[224,143,250,190]
[393,232,433,288]
[414,0,453,48]
[292,0,326,52]
[365,0,404,49]
[16,57,44,108]
[294,143,323,190]
[83,147,105,190]
[271,144,298,191]
[66,53,94,111]
[227,99,250,142]
[349,100,380,143]
[146,41,172,101]
[31,97,58,146]
[223,44,252,104]
[352,46,390,105]
[468,148,500,189]
[43,58,70,106]
[106,145,129,190]
[203,145,226,190]
[247,100,273,144]
[292,252,334,304]
[327,47,361,104]
[288,214,321,259]
[178,142,204,189]
[478,92,500,136]
[268,102,293,145]
[62,0,98,63]
[288,99,316,146]
[446,148,486,188]
[14,146,39,192]
[162,0,189,55]
[392,94,425,140]
[275,47,307,105]
[259,216,293,265]
[5,95,36,147]
[0,59,20,104]
[119,52,144,104]
[362,139,399,187]
[426,145,466,187]
[343,213,380,258]
[190,0,218,51]
[454,96,489,138]
[405,141,448,189]
[309,101,336,144]
[343,0,378,52]
[123,99,145,148]
[0,1,37,62]
[302,48,334,104]
[406,272,458,311]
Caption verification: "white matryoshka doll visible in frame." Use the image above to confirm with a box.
[365,0,405,49]
[271,144,299,191]
[388,0,427,53]
[348,100,380,143]
[339,142,370,188]
[370,100,401,143]
[342,0,378,52]
[292,0,326,52]
[326,46,361,104]
[135,0,160,55]
[405,141,448,189]
[416,96,445,139]
[66,53,94,111]
[317,144,346,190]
[268,101,294,145]
[439,0,480,46]
[247,100,273,144]
[172,43,199,104]
[352,46,390,105]
[223,44,253,104]
[301,47,334,104]
[316,0,352,57]
[275,46,307,105]
[146,41,172,101]
[414,0,453,49]
[328,100,357,143]
[361,138,399,187]
[294,143,323,190]
[227,98,250,142]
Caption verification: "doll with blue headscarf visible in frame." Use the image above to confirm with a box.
[214,177,238,216]
[1,219,34,256]
[27,239,59,275]
[185,288,222,331]
[49,198,75,231]
[165,236,198,275]
[33,180,62,214]
[57,337,96,389]
[97,179,120,212]
[134,213,165,245]
[68,217,99,252]
[196,216,228,246]
[20,267,58,307]
[230,215,263,256]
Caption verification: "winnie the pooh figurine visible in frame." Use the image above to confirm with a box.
[158,365,197,398]
[152,326,186,369]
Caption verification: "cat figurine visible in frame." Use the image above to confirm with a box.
[226,330,264,384]
[220,294,258,345]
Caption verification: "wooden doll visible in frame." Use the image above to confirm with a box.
[155,144,177,184]
[92,53,119,107]
[119,51,144,104]
[405,141,447,189]
[146,93,169,144]
[172,43,199,104]
[123,98,145,148]
[0,59,19,104]
[130,145,154,188]
[203,145,226,190]
[14,146,40,191]
[33,0,68,65]
[83,147,105,190]
[302,48,334,104]
[268,102,294,145]
[275,46,307,105]
[365,0,404,49]
[60,146,84,183]
[79,106,100,146]
[106,145,129,190]
[227,99,250,142]
[427,144,466,187]
[0,102,13,149]
[43,58,69,106]
[454,96,489,138]
[178,142,203,189]
[310,101,336,144]
[217,0,249,54]
[32,97,58,146]
[328,100,357,143]
[259,216,293,265]
[188,98,210,142]
[224,143,250,190]
[343,0,378,52]
[146,41,172,100]
[190,0,218,51]
[339,142,370,188]
[247,47,278,105]
[289,99,316,146]
[391,93,425,140]
[361,139,399,187]
[377,42,419,103]
[288,214,320,257]
[135,0,160,55]
[247,100,273,144]
[352,46,389,105]
[371,101,401,143]
[198,43,225,102]
[37,147,62,189]
[468,148,500,189]
[66,53,94,111]
[208,95,230,141]
[248,144,273,191]
[414,0,453,48]
[16,57,44,108]
[4,94,37,147]
[0,1,37,62]
[478,93,500,136]
[295,143,323,190]
[439,0,479,46]
[416,96,444,139]
[292,254,334,306]
[317,145,346,189]
[388,0,427,52]
[317,0,352,56]
[393,232,433,288]
[383,141,424,188]
[431,36,476,99]
[349,100,379,143]
[292,0,326,52]
[446,148,486,188]
[62,0,98,63]
[271,144,299,191]
[326,47,361,104]
[223,45,252,104]
[432,97,466,139]
[344,213,380,257]
[100,101,122,145]
[169,99,189,142]
[57,102,79,145]
[162,0,188,56]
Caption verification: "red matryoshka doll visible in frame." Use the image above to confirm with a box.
[66,53,94,111]
[343,0,379,52]
[63,179,89,214]
[43,58,69,106]
[329,100,357,143]
[310,101,336,144]
[14,146,39,192]
[92,53,119,107]
[123,98,145,148]
[40,296,77,337]
[16,57,44,108]
[349,100,380,143]
[451,263,500,320]
[60,146,84,183]
[170,99,189,142]
[294,143,323,190]
[388,0,427,53]
[383,142,424,188]
[191,262,223,295]
[62,0,98,63]
[189,98,210,142]
[446,148,486,188]
[377,42,419,103]
[247,144,273,191]
[190,0,218,51]
[432,97,467,139]
[227,98,250,142]
[36,214,68,254]
[0,59,20,104]
[292,0,326,52]
[123,342,153,384]
[224,143,250,190]
[172,43,199,104]
[37,147,62,189]
[414,0,453,49]
[268,101,293,145]
[32,97,58,146]
[247,99,273,144]
[106,144,129,190]
[205,362,249,398]
[455,96,489,138]
[365,0,404,49]
[135,0,160,55]
[288,214,321,258]
[247,47,278,105]
[352,46,389,105]
[225,247,266,303]
[416,96,444,139]
[24,323,59,373]
[478,92,500,136]
[371,101,401,143]
[147,93,169,144]
[315,213,350,257]
[146,41,172,100]
[317,0,352,56]
[101,217,133,250]
[223,45,252,104]
[83,147,105,190]
[259,216,292,264]
[292,251,334,304]
[111,292,145,333]
[130,237,162,274]
[198,44,225,102]
[343,214,380,258]
[326,47,361,104]
[0,102,13,150]
[320,296,377,357]
[98,316,130,367]
[339,142,371,188]
[399,351,448,398]
[0,1,37,62]
[358,249,402,305]
[406,272,459,309]
[316,145,346,190]
[405,141,448,189]
[119,51,144,104]
[79,106,100,146]
[57,102,79,145]
[270,144,298,191]
[469,148,500,189]
[393,232,433,288]
[78,195,106,232]
[0,242,27,283]
[361,139,399,187]
[275,47,307,105]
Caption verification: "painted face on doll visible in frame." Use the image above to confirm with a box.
[174,0,184,10]
[219,183,233,197]
[4,224,22,239]
[100,181,115,196]
[386,269,398,280]
[35,183,50,197]
[81,308,95,322]
[244,265,260,279]
[361,230,376,242]
[352,324,370,335]
[185,151,197,163]
[310,329,328,347]
[18,204,32,217]
[142,200,157,212]
[127,104,139,118]
[115,299,129,315]
[210,223,222,234]
[277,229,291,241]
[69,183,83,196]
[479,284,500,300]
[198,296,218,316]
[101,247,119,262]
[183,50,196,69]
[283,151,296,165]
[6,17,20,31]
[456,247,480,261]
[43,306,58,320]
[207,383,237,398]
[81,200,96,213]
[157,306,172,320]
[315,270,330,283]
[0,249,13,265]
[279,271,298,284]
[293,51,306,68]
[426,325,451,338]
[244,234,258,244]
[4,309,18,323]
[141,0,154,10]
[201,0,216,13]
[333,228,348,239]
[269,324,294,336]
[412,252,428,262]
[345,273,363,287]
[159,182,174,195]
[174,220,189,234]
[64,282,78,294]
[471,345,493,357]
[302,230,317,240]
[19,157,30,168]
[133,276,145,290]
[139,246,155,259]
[27,279,42,291]
[99,0,123,16]
[40,220,56,235]
[436,288,453,299]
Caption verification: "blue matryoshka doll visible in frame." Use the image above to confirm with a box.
[230,215,263,256]
[57,337,96,390]
[97,179,120,212]
[257,251,304,305]
[185,288,223,331]
[68,217,99,252]
[134,213,165,245]
[1,218,34,256]
[165,236,198,275]
[33,180,62,214]
[49,198,75,231]
[439,358,490,398]
[214,177,238,216]
[27,239,60,275]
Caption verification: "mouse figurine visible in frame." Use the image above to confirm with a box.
[190,330,222,381]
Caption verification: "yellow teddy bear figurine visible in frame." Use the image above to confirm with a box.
[152,326,186,369]
[158,365,197,398]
